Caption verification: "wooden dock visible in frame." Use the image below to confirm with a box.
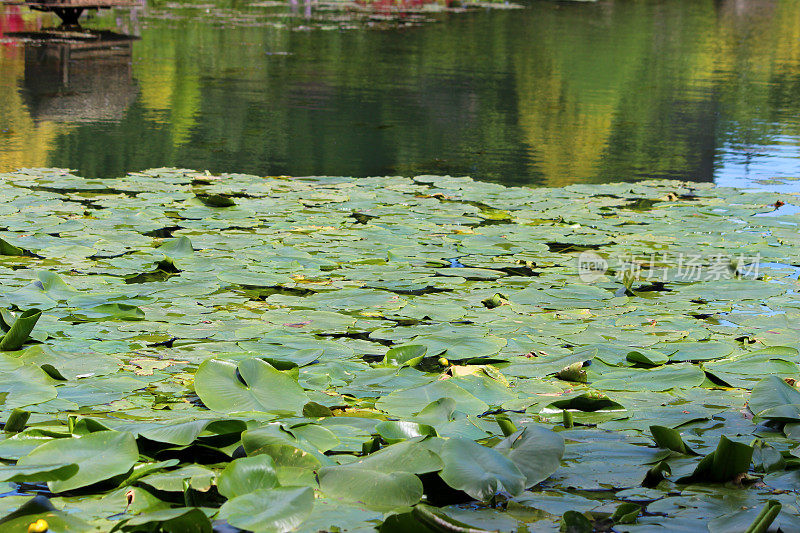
[2,0,143,25]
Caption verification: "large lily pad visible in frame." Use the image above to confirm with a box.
[194,358,309,414]
[494,425,565,487]
[318,465,424,511]
[218,487,314,533]
[17,431,138,492]
[439,437,526,500]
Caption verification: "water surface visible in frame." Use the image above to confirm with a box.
[1,0,799,187]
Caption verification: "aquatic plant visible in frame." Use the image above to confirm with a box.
[0,168,797,531]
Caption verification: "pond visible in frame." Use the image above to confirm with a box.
[1,0,800,187]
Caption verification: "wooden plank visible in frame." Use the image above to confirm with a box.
[3,0,142,7]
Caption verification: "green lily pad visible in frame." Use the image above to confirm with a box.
[0,462,78,483]
[678,436,753,483]
[0,495,93,532]
[1,169,799,530]
[194,358,309,414]
[111,507,212,533]
[217,455,278,499]
[318,465,423,512]
[494,425,565,487]
[375,420,437,443]
[0,309,41,351]
[749,375,800,421]
[219,487,313,532]
[17,431,138,492]
[439,437,526,501]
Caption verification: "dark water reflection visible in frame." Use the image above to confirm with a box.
[20,32,137,123]
[1,0,799,187]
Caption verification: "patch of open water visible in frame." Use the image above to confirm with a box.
[1,0,799,190]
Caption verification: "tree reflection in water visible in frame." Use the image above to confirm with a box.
[0,0,799,186]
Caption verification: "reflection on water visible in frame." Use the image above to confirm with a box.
[1,0,800,187]
[20,31,137,122]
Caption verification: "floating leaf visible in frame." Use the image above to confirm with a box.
[707,500,782,533]
[611,502,641,524]
[375,421,437,443]
[194,358,309,414]
[37,272,77,301]
[219,487,313,533]
[111,508,212,533]
[17,431,138,492]
[217,455,278,499]
[318,465,423,511]
[0,238,27,256]
[139,464,215,493]
[197,193,237,207]
[377,380,489,418]
[412,504,496,533]
[302,402,334,418]
[382,345,427,368]
[409,333,507,359]
[4,408,31,433]
[439,437,526,500]
[157,236,194,257]
[560,510,592,533]
[0,495,92,532]
[749,376,800,421]
[626,349,668,367]
[136,418,246,446]
[494,426,565,487]
[345,438,444,474]
[69,303,145,322]
[0,463,78,483]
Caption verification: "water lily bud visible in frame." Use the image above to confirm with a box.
[27,519,48,533]
[438,357,449,367]
[563,410,574,429]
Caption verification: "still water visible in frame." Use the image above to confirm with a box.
[1,0,799,187]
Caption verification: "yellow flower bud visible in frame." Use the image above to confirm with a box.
[28,519,49,533]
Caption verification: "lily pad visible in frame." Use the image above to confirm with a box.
[17,431,138,492]
[219,487,314,533]
[439,437,526,500]
[194,358,309,414]
[318,465,423,511]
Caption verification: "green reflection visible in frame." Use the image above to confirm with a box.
[1,0,799,185]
